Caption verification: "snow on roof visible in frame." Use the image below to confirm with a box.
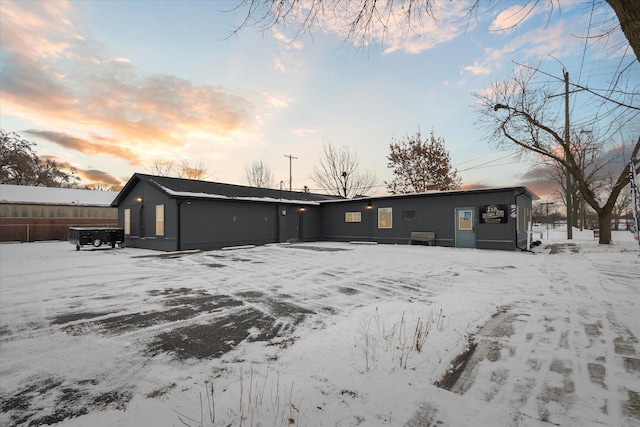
[160,187,323,205]
[0,184,118,206]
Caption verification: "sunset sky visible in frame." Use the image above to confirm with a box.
[1,0,637,197]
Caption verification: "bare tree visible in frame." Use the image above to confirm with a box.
[147,159,175,177]
[233,1,640,62]
[528,130,611,230]
[474,65,639,244]
[386,129,461,194]
[312,142,376,198]
[147,159,211,180]
[612,184,631,230]
[86,183,118,191]
[245,160,276,188]
[178,160,211,180]
[533,201,561,228]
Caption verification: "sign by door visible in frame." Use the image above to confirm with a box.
[479,204,508,224]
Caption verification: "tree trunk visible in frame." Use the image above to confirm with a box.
[597,209,613,244]
[606,0,640,62]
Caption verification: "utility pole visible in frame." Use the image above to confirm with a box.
[284,154,297,191]
[540,201,555,240]
[548,71,585,239]
[564,70,573,240]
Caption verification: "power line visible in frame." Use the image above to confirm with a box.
[456,153,518,172]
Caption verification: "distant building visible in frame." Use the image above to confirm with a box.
[0,185,118,242]
[111,174,538,251]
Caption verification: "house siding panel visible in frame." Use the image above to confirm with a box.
[117,182,177,251]
[179,199,278,250]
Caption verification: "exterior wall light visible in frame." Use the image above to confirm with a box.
[367,202,372,209]
[136,197,144,202]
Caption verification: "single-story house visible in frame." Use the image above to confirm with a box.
[0,184,119,242]
[111,173,538,251]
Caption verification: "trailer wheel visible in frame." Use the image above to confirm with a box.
[93,239,102,247]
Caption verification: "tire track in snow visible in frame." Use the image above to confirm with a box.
[424,244,640,426]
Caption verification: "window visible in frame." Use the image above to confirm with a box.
[458,209,473,230]
[519,207,529,233]
[155,204,164,236]
[124,209,131,235]
[345,212,362,223]
[402,210,416,221]
[378,207,392,229]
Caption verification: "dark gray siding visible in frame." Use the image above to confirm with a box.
[118,182,178,251]
[301,205,323,241]
[115,176,534,251]
[474,191,517,250]
[322,197,460,246]
[321,189,533,250]
[179,199,278,250]
[116,180,326,251]
[277,205,323,243]
[321,200,374,243]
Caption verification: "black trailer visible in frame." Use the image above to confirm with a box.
[69,227,124,250]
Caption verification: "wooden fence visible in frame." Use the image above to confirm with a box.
[0,218,118,242]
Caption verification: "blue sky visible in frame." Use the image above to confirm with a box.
[1,0,637,196]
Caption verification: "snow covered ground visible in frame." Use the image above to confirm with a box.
[1,228,638,427]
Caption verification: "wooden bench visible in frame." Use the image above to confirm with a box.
[409,231,435,246]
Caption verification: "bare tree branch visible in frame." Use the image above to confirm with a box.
[231,1,640,62]
[474,65,640,244]
[312,142,376,197]
[146,159,212,180]
[245,160,276,188]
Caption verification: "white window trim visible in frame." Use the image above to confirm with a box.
[378,207,393,229]
[345,211,362,223]
[155,204,165,236]
[124,208,131,235]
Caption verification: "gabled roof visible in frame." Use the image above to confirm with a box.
[111,173,342,207]
[0,184,118,206]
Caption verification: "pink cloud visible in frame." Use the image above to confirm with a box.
[0,1,256,162]
[25,130,143,165]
